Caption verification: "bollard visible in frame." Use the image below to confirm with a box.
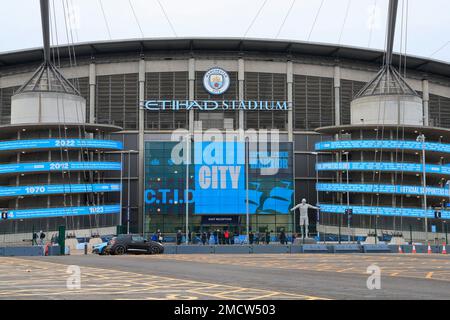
[84,242,88,255]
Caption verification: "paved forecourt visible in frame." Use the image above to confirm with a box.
[1,254,450,300]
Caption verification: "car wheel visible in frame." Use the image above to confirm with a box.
[149,246,160,255]
[114,246,126,255]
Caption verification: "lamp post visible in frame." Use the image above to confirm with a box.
[343,151,350,242]
[312,152,320,242]
[127,149,132,234]
[185,134,191,244]
[119,152,123,229]
[417,134,428,243]
[111,150,136,235]
[245,137,250,243]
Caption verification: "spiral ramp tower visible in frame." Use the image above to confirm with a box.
[0,0,123,241]
[314,0,450,243]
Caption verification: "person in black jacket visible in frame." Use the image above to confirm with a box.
[279,229,286,245]
[249,231,254,245]
[265,230,271,245]
[176,230,182,245]
[201,232,207,245]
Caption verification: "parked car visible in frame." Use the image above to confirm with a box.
[92,242,108,255]
[105,234,164,255]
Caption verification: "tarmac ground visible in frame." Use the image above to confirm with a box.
[1,253,450,300]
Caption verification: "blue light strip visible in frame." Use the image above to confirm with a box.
[317,183,450,197]
[319,204,450,219]
[0,183,121,198]
[316,140,450,154]
[316,162,450,176]
[0,161,121,175]
[0,139,123,152]
[7,204,120,220]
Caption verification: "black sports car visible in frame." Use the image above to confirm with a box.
[105,234,164,255]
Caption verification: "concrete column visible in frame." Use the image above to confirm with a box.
[422,79,429,126]
[89,62,96,124]
[334,65,341,126]
[238,58,245,135]
[188,58,195,133]
[287,61,293,142]
[138,58,146,234]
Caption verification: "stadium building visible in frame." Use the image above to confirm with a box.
[0,36,450,242]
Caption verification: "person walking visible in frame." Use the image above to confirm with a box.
[156,229,163,243]
[213,229,218,245]
[32,232,38,246]
[265,230,271,245]
[176,230,182,245]
[201,232,207,245]
[224,230,230,245]
[279,229,286,245]
[39,230,46,245]
[207,230,211,244]
[249,231,254,245]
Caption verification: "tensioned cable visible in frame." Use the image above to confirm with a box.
[68,0,80,43]
[51,0,61,67]
[129,0,145,38]
[368,0,378,47]
[398,0,404,76]
[244,0,269,37]
[98,0,112,40]
[403,0,409,78]
[64,0,100,234]
[307,0,324,41]
[275,0,296,39]
[429,41,450,58]
[338,0,351,45]
[156,0,178,37]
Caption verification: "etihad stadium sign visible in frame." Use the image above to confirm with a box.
[142,100,289,111]
[142,67,289,111]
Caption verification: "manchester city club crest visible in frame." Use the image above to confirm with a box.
[203,67,230,95]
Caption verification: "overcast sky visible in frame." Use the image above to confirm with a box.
[1,0,449,63]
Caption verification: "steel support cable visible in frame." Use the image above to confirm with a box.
[63,2,99,234]
[244,0,269,37]
[98,0,112,40]
[403,0,409,78]
[338,0,351,45]
[52,0,61,67]
[368,0,378,47]
[47,0,70,229]
[275,0,296,39]
[307,0,324,41]
[60,1,76,231]
[398,0,404,75]
[68,0,80,43]
[129,0,145,38]
[430,41,450,58]
[156,0,178,37]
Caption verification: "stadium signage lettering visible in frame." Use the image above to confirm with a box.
[142,100,289,111]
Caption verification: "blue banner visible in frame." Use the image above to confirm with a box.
[0,183,121,198]
[317,183,449,197]
[316,162,450,176]
[7,204,120,220]
[0,139,123,152]
[0,161,121,175]
[319,204,450,219]
[194,141,247,214]
[316,140,450,154]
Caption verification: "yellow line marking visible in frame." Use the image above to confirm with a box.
[0,257,330,300]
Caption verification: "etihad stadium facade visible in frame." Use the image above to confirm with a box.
[1,38,450,240]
